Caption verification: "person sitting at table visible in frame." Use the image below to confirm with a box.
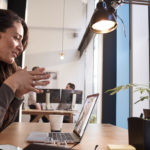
[58,82,75,123]
[28,66,49,122]
[0,9,50,131]
[28,91,49,122]
[66,83,75,90]
[65,83,75,123]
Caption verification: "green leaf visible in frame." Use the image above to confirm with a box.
[134,96,149,104]
[105,86,123,95]
[106,83,150,104]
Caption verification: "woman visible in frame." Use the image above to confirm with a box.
[0,9,50,131]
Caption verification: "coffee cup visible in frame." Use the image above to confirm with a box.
[49,115,64,132]
[41,103,46,110]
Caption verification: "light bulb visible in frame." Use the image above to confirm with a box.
[60,52,64,60]
[92,20,116,33]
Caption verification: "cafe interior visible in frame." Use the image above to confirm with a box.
[0,0,150,150]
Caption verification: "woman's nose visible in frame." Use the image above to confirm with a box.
[17,42,23,52]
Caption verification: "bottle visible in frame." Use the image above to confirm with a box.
[71,94,76,110]
[46,90,50,110]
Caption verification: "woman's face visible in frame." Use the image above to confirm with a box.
[0,22,24,64]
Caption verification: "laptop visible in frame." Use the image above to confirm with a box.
[26,93,99,144]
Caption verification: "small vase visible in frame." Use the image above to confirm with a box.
[143,109,150,119]
[128,117,150,150]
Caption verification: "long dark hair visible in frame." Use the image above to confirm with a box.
[0,9,29,85]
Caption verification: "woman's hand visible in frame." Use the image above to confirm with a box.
[4,67,50,98]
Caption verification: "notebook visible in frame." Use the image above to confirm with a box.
[26,93,99,144]
[23,143,72,150]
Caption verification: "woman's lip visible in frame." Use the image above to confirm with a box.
[12,52,18,58]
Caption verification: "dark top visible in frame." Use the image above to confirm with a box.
[0,84,23,131]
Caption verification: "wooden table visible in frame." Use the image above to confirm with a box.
[22,109,77,123]
[0,122,128,150]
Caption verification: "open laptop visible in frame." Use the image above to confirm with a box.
[26,93,99,144]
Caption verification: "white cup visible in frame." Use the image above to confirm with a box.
[49,115,64,132]
[41,103,46,110]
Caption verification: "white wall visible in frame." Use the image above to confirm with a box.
[83,0,94,95]
[131,5,149,117]
[23,0,103,123]
[83,0,103,123]
[23,0,88,122]
[25,0,87,93]
[0,0,7,9]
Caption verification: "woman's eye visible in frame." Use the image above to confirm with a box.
[14,36,20,41]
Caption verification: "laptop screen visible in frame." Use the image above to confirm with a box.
[73,93,99,137]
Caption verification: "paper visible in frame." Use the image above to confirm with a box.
[0,144,22,150]
[107,144,136,150]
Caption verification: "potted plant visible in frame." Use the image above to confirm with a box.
[106,83,150,118]
[106,83,150,150]
[106,83,150,104]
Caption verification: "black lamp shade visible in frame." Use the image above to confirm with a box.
[90,1,117,34]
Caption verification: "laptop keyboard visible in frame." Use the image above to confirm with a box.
[49,132,74,143]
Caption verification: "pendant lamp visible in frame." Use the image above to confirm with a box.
[90,0,117,34]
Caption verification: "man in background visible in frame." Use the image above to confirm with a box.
[66,83,75,90]
[58,82,75,122]
[64,83,75,122]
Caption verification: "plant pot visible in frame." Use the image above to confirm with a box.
[143,109,150,119]
[128,117,150,150]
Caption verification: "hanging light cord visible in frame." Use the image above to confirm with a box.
[116,14,126,38]
[61,0,65,54]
